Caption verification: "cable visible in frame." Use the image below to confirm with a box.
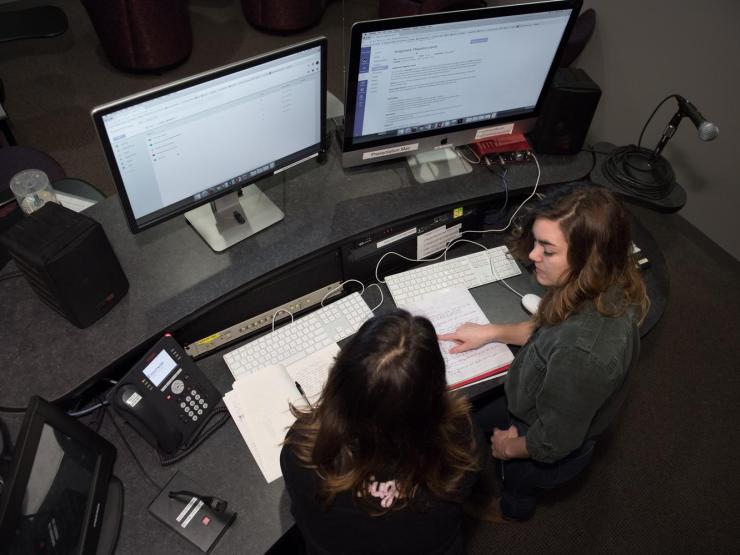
[602,145,676,200]
[636,95,678,150]
[602,95,680,201]
[442,238,524,298]
[374,153,541,286]
[456,145,481,165]
[0,404,26,414]
[107,406,163,492]
[483,162,509,224]
[271,308,294,332]
[463,151,542,236]
[320,278,365,305]
[0,271,23,282]
[158,406,230,466]
[68,400,110,418]
[365,282,384,311]
[169,490,228,513]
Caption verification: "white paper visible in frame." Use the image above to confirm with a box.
[283,343,340,401]
[54,190,97,212]
[222,343,341,482]
[406,287,513,389]
[416,223,461,259]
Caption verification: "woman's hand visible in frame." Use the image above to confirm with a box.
[490,425,528,460]
[438,323,496,353]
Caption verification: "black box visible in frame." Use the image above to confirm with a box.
[528,67,602,155]
[149,471,236,553]
[0,202,128,328]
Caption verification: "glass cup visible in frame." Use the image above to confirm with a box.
[9,169,59,215]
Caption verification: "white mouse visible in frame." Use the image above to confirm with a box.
[521,293,542,315]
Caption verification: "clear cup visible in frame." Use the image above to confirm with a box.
[9,169,59,215]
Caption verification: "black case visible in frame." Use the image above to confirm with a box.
[148,471,236,553]
[528,67,602,155]
[0,202,128,328]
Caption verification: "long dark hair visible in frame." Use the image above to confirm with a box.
[508,185,649,326]
[285,309,477,512]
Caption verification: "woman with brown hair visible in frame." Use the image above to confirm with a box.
[440,185,649,522]
[280,309,479,554]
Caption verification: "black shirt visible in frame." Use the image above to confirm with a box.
[280,445,473,555]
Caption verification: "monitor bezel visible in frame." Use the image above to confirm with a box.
[341,1,582,160]
[0,396,117,555]
[91,37,328,234]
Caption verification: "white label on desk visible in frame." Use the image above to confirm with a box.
[362,143,419,160]
[475,124,514,140]
[417,224,462,259]
[377,227,417,249]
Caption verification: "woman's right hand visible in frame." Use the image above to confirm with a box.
[438,323,496,353]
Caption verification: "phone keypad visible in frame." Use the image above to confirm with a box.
[178,386,209,423]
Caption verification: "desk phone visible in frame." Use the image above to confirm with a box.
[111,334,220,455]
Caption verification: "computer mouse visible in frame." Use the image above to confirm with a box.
[521,293,542,315]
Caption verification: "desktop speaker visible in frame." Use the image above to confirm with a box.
[528,67,601,155]
[0,202,129,328]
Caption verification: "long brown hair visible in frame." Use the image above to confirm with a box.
[284,309,478,512]
[508,185,649,326]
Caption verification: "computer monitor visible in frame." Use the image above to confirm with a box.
[341,1,581,182]
[92,38,327,251]
[0,396,117,555]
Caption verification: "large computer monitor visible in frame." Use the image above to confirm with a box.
[341,1,581,182]
[92,38,327,251]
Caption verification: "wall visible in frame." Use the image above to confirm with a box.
[576,0,740,260]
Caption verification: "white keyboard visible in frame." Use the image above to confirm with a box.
[385,246,521,307]
[223,292,374,379]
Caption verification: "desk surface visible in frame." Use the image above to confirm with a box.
[0,144,674,554]
[1,143,591,408]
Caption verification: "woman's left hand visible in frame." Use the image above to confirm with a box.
[490,425,519,460]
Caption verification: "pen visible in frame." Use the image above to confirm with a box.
[294,381,313,409]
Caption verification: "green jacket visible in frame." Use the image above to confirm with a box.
[505,300,639,464]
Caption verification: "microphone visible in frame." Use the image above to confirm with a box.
[676,95,719,141]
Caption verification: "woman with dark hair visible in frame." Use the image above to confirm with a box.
[440,185,649,522]
[280,309,479,554]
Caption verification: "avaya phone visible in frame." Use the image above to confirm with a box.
[111,335,220,455]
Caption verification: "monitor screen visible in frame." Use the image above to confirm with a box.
[341,1,581,177]
[0,397,116,555]
[92,37,327,251]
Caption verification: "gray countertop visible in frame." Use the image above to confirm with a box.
[0,142,591,408]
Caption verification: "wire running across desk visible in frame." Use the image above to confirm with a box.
[385,245,522,308]
[223,293,374,379]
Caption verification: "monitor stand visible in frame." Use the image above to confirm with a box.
[184,184,284,252]
[407,147,472,184]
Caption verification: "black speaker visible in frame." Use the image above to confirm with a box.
[528,67,601,155]
[0,202,129,328]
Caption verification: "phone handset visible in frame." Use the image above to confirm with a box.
[116,384,183,455]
